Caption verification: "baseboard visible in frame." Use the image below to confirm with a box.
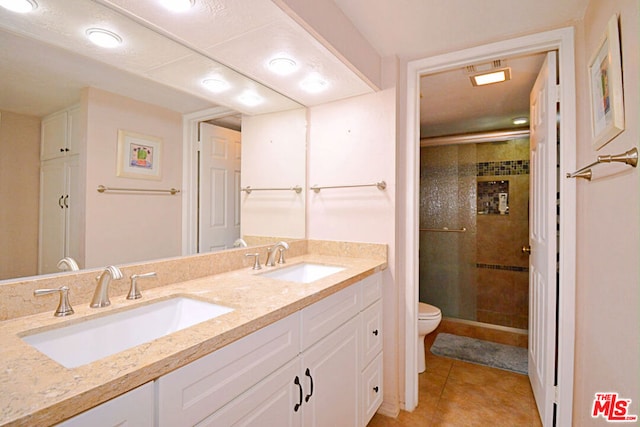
[377,400,400,418]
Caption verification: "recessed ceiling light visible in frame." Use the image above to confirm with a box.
[202,78,230,93]
[238,91,263,107]
[268,57,297,75]
[0,0,37,13]
[86,28,122,48]
[470,68,511,86]
[301,73,328,93]
[159,0,195,13]
[512,117,528,125]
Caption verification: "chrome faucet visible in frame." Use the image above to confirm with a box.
[233,238,248,248]
[90,265,123,308]
[265,241,289,267]
[57,257,79,271]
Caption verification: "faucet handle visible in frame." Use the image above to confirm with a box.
[34,286,74,317]
[127,272,157,300]
[277,247,287,264]
[245,253,262,270]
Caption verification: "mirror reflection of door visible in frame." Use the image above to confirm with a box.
[198,122,241,252]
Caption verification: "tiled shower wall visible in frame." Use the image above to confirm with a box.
[419,138,530,330]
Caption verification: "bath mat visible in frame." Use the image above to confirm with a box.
[430,333,528,375]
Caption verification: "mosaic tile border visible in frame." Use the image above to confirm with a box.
[476,263,529,272]
[477,160,530,176]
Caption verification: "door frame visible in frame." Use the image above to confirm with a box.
[403,27,576,426]
[182,106,238,255]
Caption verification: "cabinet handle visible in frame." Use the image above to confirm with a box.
[65,148,70,152]
[58,195,64,209]
[304,368,314,402]
[294,376,302,412]
[64,195,69,208]
[59,148,65,153]
[373,386,379,393]
[372,329,379,336]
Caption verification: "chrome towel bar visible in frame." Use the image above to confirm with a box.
[97,185,180,195]
[310,181,386,193]
[420,227,467,233]
[241,186,302,194]
[566,147,637,180]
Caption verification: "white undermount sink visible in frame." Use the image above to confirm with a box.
[261,262,345,284]
[21,297,233,368]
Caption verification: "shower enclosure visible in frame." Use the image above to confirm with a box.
[419,139,530,330]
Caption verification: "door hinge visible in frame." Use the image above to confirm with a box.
[555,84,561,103]
[554,385,559,404]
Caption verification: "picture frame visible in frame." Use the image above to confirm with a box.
[588,14,625,150]
[116,130,163,180]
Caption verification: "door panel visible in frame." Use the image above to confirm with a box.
[198,122,241,252]
[528,50,558,426]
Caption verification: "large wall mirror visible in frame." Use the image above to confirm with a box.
[0,0,370,281]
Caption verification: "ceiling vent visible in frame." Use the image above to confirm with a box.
[465,59,505,75]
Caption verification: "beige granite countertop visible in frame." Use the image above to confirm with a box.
[0,253,386,426]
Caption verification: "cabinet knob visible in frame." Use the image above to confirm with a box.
[59,148,65,152]
[373,386,379,393]
[372,329,379,336]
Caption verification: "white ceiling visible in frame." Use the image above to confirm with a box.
[0,0,373,118]
[334,0,590,138]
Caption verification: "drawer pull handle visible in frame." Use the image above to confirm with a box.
[304,368,314,402]
[373,386,379,393]
[372,329,379,336]
[294,376,303,412]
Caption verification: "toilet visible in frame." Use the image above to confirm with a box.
[418,302,442,373]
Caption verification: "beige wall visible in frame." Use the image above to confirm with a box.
[241,108,307,239]
[0,111,40,280]
[573,0,639,424]
[307,89,398,413]
[82,88,183,268]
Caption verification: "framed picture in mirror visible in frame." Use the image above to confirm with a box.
[116,130,163,180]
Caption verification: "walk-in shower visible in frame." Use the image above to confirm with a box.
[419,138,530,330]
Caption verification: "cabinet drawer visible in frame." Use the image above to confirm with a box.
[157,312,300,426]
[57,382,154,427]
[301,283,361,350]
[361,299,383,368]
[361,272,382,309]
[361,352,383,426]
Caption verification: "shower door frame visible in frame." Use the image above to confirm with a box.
[403,27,577,426]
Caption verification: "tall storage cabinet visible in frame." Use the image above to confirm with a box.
[38,106,83,274]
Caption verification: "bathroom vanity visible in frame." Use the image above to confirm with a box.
[0,245,386,426]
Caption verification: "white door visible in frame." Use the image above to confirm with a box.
[528,51,558,426]
[198,122,241,252]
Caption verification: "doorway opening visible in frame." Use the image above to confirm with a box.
[403,28,576,427]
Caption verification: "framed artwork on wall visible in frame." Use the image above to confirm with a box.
[116,130,163,180]
[588,14,625,150]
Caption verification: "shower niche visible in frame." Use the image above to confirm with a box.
[477,180,509,215]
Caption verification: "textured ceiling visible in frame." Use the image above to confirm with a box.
[334,0,589,138]
[0,0,373,118]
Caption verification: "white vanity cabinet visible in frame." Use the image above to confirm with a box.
[155,272,383,427]
[56,382,154,427]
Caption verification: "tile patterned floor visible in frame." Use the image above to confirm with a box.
[368,332,542,427]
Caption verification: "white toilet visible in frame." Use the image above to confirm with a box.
[418,302,442,373]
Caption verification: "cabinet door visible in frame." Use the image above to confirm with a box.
[197,358,303,427]
[65,155,81,263]
[66,106,81,155]
[39,159,66,274]
[302,316,360,427]
[41,111,67,161]
[157,313,300,426]
[56,382,154,427]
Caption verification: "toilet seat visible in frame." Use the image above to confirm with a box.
[418,302,441,320]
